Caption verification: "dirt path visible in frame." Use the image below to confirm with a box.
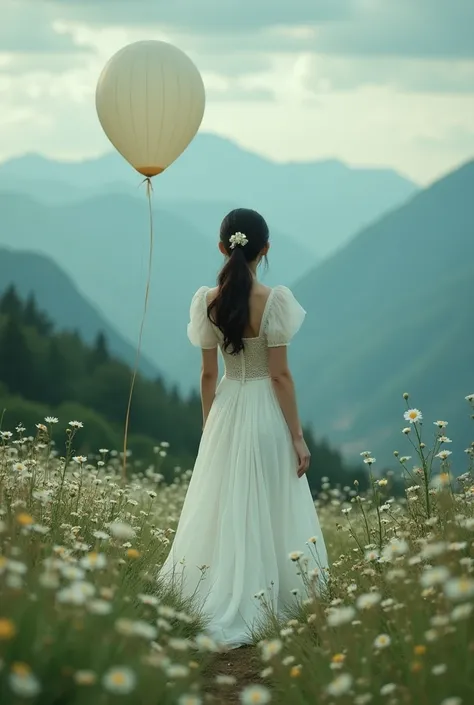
[202,645,269,704]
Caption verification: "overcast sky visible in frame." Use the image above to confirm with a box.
[1,0,473,183]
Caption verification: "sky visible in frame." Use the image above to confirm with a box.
[0,0,473,184]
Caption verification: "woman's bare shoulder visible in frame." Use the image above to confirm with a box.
[253,283,272,300]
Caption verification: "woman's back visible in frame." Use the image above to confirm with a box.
[188,284,306,383]
[206,281,271,334]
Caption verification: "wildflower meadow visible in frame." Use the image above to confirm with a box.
[0,393,473,705]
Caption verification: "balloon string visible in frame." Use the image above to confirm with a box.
[122,176,154,481]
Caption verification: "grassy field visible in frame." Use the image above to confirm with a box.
[0,393,473,704]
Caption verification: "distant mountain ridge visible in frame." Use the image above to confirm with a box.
[0,132,418,259]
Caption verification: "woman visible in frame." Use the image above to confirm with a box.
[159,208,328,648]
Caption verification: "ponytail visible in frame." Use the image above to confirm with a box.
[207,208,269,355]
[208,247,253,354]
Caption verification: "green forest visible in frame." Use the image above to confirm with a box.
[0,285,367,491]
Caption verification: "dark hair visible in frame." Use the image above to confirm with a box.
[207,208,269,355]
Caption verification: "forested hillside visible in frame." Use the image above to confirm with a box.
[0,285,365,492]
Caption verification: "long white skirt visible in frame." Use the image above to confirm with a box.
[158,376,328,648]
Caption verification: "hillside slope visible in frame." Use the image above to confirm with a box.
[0,247,159,378]
[292,160,474,462]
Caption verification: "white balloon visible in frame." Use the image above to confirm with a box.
[96,40,206,177]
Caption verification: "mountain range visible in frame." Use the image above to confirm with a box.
[291,159,474,462]
[0,133,417,390]
[0,133,417,259]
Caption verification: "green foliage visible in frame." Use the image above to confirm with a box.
[0,287,359,491]
[250,400,474,705]
[0,432,208,705]
[305,433,369,494]
[0,396,50,432]
[0,287,203,473]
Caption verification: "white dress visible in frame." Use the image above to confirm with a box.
[158,285,328,648]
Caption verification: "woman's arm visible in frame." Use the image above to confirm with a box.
[268,346,302,439]
[200,347,218,428]
[268,345,310,476]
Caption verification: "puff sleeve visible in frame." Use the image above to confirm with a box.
[265,285,306,347]
[187,286,218,349]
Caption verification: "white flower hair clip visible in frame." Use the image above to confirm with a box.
[229,232,248,249]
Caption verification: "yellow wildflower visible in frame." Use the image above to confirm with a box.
[332,653,346,664]
[0,618,16,640]
[126,548,141,559]
[414,645,426,656]
[11,663,31,677]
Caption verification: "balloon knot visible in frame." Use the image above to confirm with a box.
[139,177,154,198]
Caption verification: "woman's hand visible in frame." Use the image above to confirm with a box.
[293,436,311,478]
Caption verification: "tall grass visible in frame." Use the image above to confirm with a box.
[0,392,473,705]
[250,394,474,705]
[0,421,211,705]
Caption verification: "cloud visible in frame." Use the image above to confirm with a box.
[0,53,87,76]
[313,1,474,60]
[46,0,351,32]
[293,54,474,95]
[207,86,275,103]
[2,0,472,96]
[415,126,474,155]
[1,0,87,54]
[45,0,473,59]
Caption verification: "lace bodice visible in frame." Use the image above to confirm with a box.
[187,285,306,383]
[221,337,271,381]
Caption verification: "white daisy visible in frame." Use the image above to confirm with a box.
[177,695,202,705]
[356,592,382,610]
[80,552,107,570]
[404,409,423,424]
[444,577,474,602]
[451,603,473,621]
[102,666,136,695]
[380,683,397,696]
[420,566,450,587]
[373,634,391,649]
[326,673,353,697]
[240,684,272,704]
[8,664,41,698]
[327,606,356,627]
[260,638,283,662]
